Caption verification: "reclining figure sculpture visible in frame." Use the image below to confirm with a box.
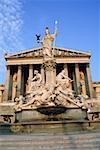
[14,69,87,111]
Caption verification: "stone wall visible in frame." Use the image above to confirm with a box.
[93,82,100,99]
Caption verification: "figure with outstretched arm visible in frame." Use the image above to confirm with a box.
[42,27,57,58]
[36,26,57,58]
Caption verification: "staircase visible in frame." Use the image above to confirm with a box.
[0,132,100,150]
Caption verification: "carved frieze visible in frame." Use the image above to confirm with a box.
[5,47,90,60]
[53,48,85,57]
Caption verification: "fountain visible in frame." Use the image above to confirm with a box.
[13,27,88,124]
[0,26,99,150]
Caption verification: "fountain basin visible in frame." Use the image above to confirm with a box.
[37,106,67,115]
[15,106,87,122]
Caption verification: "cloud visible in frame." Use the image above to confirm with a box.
[0,0,24,83]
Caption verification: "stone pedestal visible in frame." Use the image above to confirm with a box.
[43,59,56,85]
[15,107,87,122]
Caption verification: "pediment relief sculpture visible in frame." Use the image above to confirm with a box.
[6,48,89,59]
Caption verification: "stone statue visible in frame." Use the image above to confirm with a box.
[56,70,73,89]
[12,72,17,101]
[25,79,29,94]
[42,27,57,58]
[30,70,42,92]
[14,95,25,111]
[22,85,54,108]
[80,71,86,96]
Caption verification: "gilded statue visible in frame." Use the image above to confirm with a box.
[25,80,29,94]
[12,72,17,101]
[80,71,86,96]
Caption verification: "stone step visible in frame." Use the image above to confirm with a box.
[0,120,100,135]
[0,133,100,150]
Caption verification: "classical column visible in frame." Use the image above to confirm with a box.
[17,65,22,97]
[72,71,76,91]
[64,63,73,89]
[41,65,45,84]
[29,64,33,88]
[29,64,33,80]
[75,63,80,95]
[54,67,56,83]
[21,66,24,96]
[86,63,93,98]
[64,63,68,76]
[0,91,2,103]
[4,65,10,101]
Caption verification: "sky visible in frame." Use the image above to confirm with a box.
[0,0,99,83]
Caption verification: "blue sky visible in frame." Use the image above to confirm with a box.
[0,0,99,83]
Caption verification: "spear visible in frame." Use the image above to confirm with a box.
[53,20,58,56]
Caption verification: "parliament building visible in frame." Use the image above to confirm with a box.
[0,26,100,103]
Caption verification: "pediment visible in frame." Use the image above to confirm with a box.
[53,47,91,57]
[5,46,91,59]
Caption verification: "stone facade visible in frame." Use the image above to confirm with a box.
[93,82,100,99]
[2,46,93,102]
[0,84,5,103]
